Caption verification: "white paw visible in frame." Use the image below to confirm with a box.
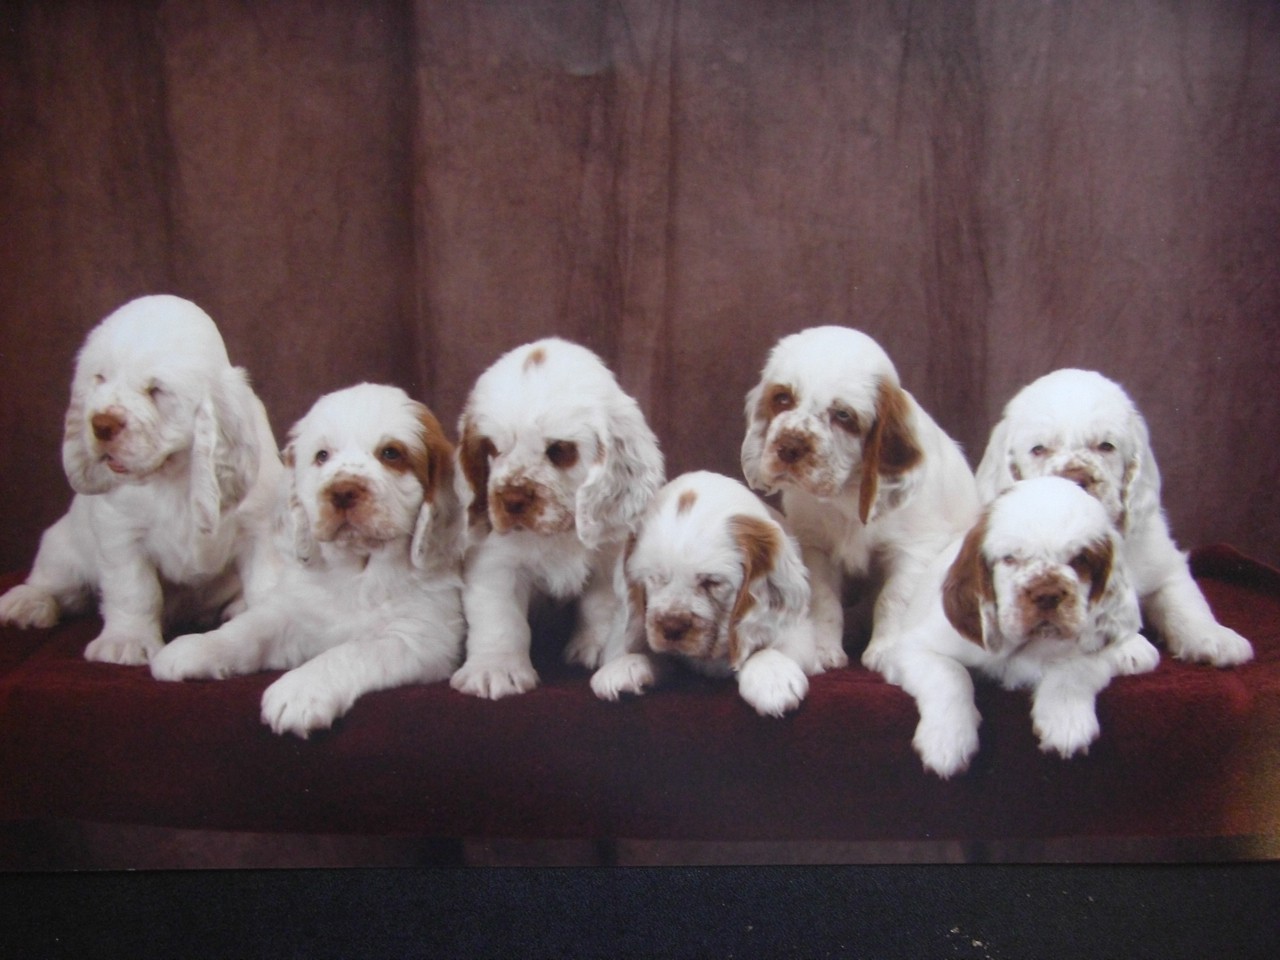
[1032,698,1100,759]
[859,637,894,675]
[84,630,163,665]
[450,656,540,700]
[814,634,850,671]
[261,671,352,738]
[1108,634,1160,676]
[913,708,981,779]
[0,584,60,629]
[737,650,808,717]
[1169,623,1254,667]
[590,654,657,701]
[563,630,606,670]
[150,634,235,681]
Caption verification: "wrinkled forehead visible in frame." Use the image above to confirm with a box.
[764,331,897,413]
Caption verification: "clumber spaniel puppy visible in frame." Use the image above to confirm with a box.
[975,368,1252,667]
[590,471,823,717]
[741,326,981,674]
[0,295,282,664]
[882,477,1159,778]
[151,384,464,738]
[452,338,664,699]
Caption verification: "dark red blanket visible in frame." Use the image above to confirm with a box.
[1,546,1277,849]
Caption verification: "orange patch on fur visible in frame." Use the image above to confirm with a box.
[459,418,497,528]
[726,514,781,666]
[1070,537,1114,605]
[406,405,455,504]
[942,513,994,647]
[858,378,925,524]
[523,347,547,372]
[676,488,698,515]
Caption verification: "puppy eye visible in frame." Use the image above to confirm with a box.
[770,389,795,414]
[1030,445,1049,457]
[697,575,725,593]
[1095,441,1117,454]
[379,445,403,464]
[93,373,106,386]
[146,383,164,402]
[546,440,578,468]
[1000,555,1018,566]
[314,450,330,466]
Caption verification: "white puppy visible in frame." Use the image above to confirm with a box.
[0,295,282,664]
[975,368,1252,666]
[742,326,981,673]
[451,338,664,699]
[882,477,1159,778]
[151,384,464,737]
[590,471,822,717]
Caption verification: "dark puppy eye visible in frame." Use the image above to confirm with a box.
[770,389,795,414]
[379,445,403,463]
[1096,441,1116,454]
[1030,445,1049,457]
[698,575,724,593]
[314,450,330,465]
[546,440,578,468]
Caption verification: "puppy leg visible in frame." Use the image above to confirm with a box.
[0,511,95,629]
[1103,633,1160,677]
[563,561,620,670]
[451,553,538,699]
[151,606,290,681]
[737,648,809,717]
[802,546,849,670]
[1030,656,1112,758]
[860,561,921,674]
[262,627,457,738]
[1141,565,1253,666]
[890,649,981,778]
[83,554,166,665]
[590,653,667,701]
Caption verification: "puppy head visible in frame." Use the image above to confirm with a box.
[61,296,262,517]
[741,326,923,522]
[458,339,663,548]
[625,472,809,669]
[284,383,460,568]
[943,476,1120,657]
[975,369,1160,534]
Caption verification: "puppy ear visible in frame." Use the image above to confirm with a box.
[190,367,265,536]
[61,377,114,495]
[1071,535,1115,607]
[409,405,465,570]
[740,380,771,493]
[457,413,495,533]
[942,513,999,651]
[619,533,649,655]
[974,416,1017,503]
[858,379,924,524]
[575,396,664,549]
[725,514,807,667]
[1118,408,1161,537]
[280,439,317,565]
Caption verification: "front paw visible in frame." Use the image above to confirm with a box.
[590,654,657,701]
[860,637,894,674]
[0,584,60,629]
[737,649,808,717]
[913,707,981,779]
[1107,634,1160,676]
[1170,623,1254,667]
[563,630,606,670]
[84,630,163,665]
[450,655,540,699]
[813,633,850,671]
[261,670,352,738]
[1032,698,1100,759]
[150,634,235,681]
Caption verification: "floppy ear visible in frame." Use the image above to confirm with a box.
[1117,409,1162,537]
[942,514,1000,652]
[575,396,664,549]
[409,405,465,571]
[618,533,649,655]
[61,376,114,495]
[740,380,771,493]
[457,413,496,533]
[280,440,318,565]
[973,415,1017,504]
[725,514,808,667]
[857,379,924,524]
[189,367,264,536]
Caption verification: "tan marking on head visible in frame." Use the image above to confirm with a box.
[404,405,455,504]
[726,513,781,666]
[1070,536,1114,605]
[858,378,925,524]
[676,488,698,515]
[755,382,797,426]
[522,347,547,372]
[942,513,994,647]
[459,416,496,528]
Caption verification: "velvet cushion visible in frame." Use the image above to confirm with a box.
[1,545,1277,847]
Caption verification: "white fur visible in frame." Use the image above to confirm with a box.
[590,471,821,717]
[975,368,1252,666]
[0,295,282,664]
[151,384,465,737]
[451,338,664,699]
[882,477,1158,778]
[741,326,980,673]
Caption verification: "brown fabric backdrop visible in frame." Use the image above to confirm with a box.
[2,0,1278,573]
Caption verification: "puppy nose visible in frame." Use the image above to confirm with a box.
[1032,585,1066,612]
[327,479,366,512]
[1059,465,1097,492]
[775,432,812,465]
[91,412,126,443]
[499,485,535,516]
[656,613,693,644]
